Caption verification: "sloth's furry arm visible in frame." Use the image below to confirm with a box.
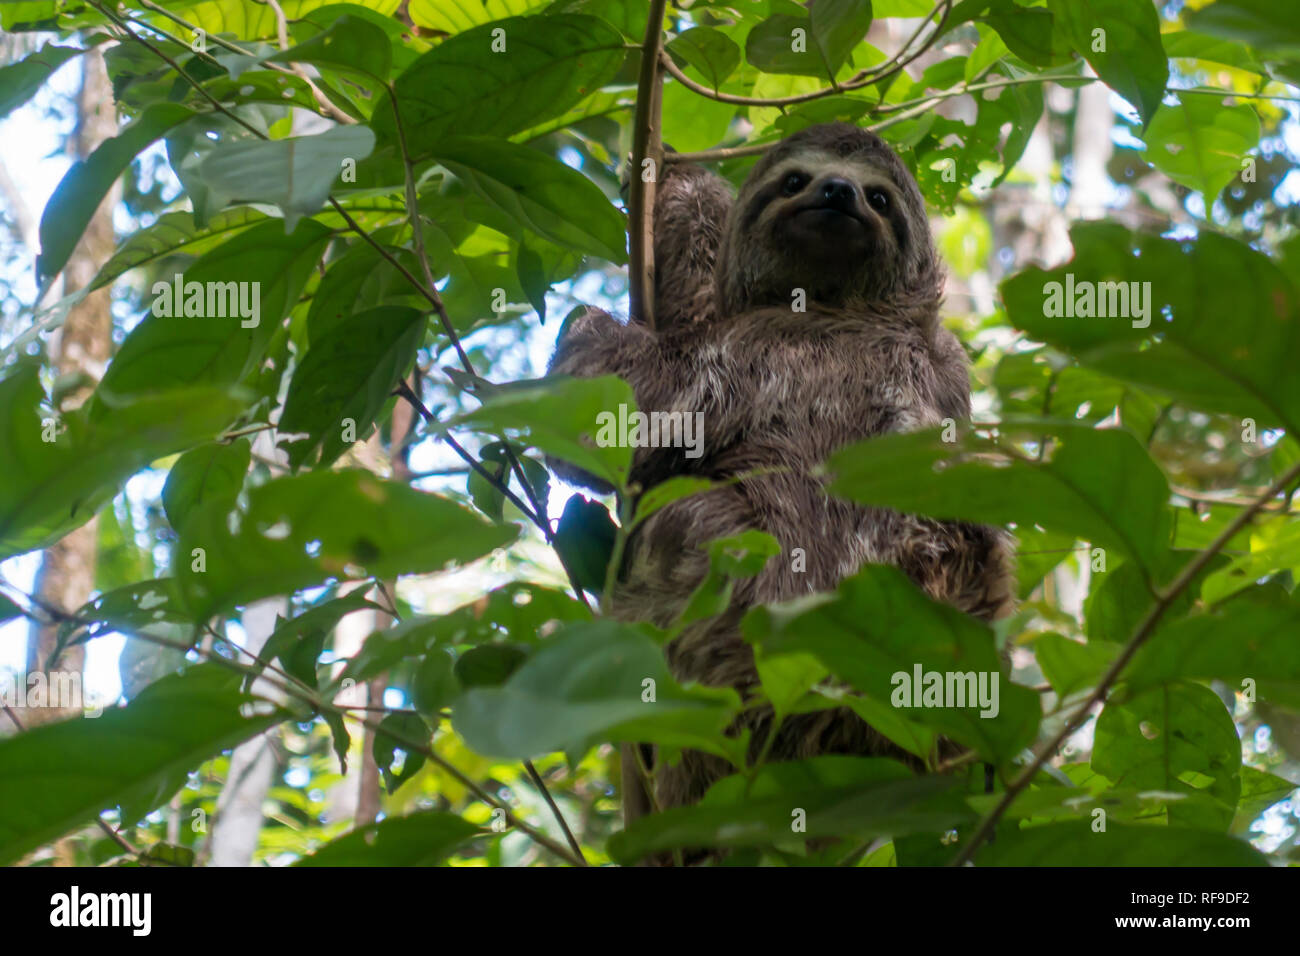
[650,161,732,330]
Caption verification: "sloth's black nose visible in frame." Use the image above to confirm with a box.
[820,178,858,210]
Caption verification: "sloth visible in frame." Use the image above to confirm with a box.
[549,123,1015,825]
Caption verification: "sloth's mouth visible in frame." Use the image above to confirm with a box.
[794,203,869,227]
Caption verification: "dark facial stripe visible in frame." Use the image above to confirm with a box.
[740,175,788,232]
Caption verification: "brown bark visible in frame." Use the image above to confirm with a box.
[25,49,118,726]
[355,382,417,825]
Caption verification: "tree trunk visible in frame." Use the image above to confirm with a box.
[25,48,117,727]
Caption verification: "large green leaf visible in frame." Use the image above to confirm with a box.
[1092,682,1241,830]
[974,821,1268,866]
[609,759,973,865]
[453,619,741,760]
[293,810,481,865]
[0,43,80,120]
[745,564,1040,763]
[175,470,517,620]
[1143,93,1261,201]
[449,374,635,490]
[89,207,274,293]
[407,0,548,33]
[161,440,251,534]
[279,305,426,469]
[372,15,625,157]
[827,421,1171,578]
[1047,0,1168,126]
[266,13,392,81]
[37,103,193,279]
[666,27,742,90]
[0,365,245,560]
[1126,591,1300,695]
[1187,0,1300,57]
[198,126,376,230]
[95,218,332,399]
[1001,224,1300,435]
[430,136,627,262]
[0,664,283,866]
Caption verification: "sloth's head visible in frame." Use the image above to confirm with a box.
[715,123,941,318]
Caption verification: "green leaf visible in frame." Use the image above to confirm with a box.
[553,495,617,595]
[810,0,874,78]
[667,27,741,89]
[453,619,741,760]
[450,375,635,490]
[0,43,80,120]
[338,582,590,686]
[279,306,425,469]
[755,648,828,719]
[293,810,481,865]
[0,664,283,865]
[0,365,246,560]
[162,440,251,534]
[198,126,375,231]
[1084,550,1227,644]
[0,594,23,626]
[455,644,530,688]
[373,712,429,793]
[828,421,1171,579]
[266,13,392,81]
[610,764,972,864]
[746,15,825,78]
[1143,93,1261,201]
[373,15,625,157]
[974,821,1268,866]
[38,102,193,279]
[407,0,549,34]
[1033,633,1117,699]
[1092,682,1241,830]
[1001,224,1300,435]
[1126,591,1300,695]
[1047,0,1168,126]
[258,590,382,688]
[412,648,459,718]
[89,207,273,293]
[1187,0,1300,57]
[96,218,332,398]
[175,470,517,620]
[430,136,627,263]
[745,564,1041,763]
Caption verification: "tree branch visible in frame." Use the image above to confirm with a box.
[950,457,1300,866]
[657,0,952,109]
[627,0,667,328]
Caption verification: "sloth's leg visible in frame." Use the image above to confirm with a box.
[651,161,732,330]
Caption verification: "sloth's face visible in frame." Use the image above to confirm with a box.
[750,150,902,277]
[714,124,940,319]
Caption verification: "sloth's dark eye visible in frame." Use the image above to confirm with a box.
[781,172,809,196]
[866,188,889,212]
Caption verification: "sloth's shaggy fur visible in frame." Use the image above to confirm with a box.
[550,123,1015,821]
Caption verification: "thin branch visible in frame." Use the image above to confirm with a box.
[657,0,952,108]
[134,0,355,123]
[951,457,1300,866]
[18,590,587,866]
[524,759,587,864]
[627,0,668,327]
[261,0,357,124]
